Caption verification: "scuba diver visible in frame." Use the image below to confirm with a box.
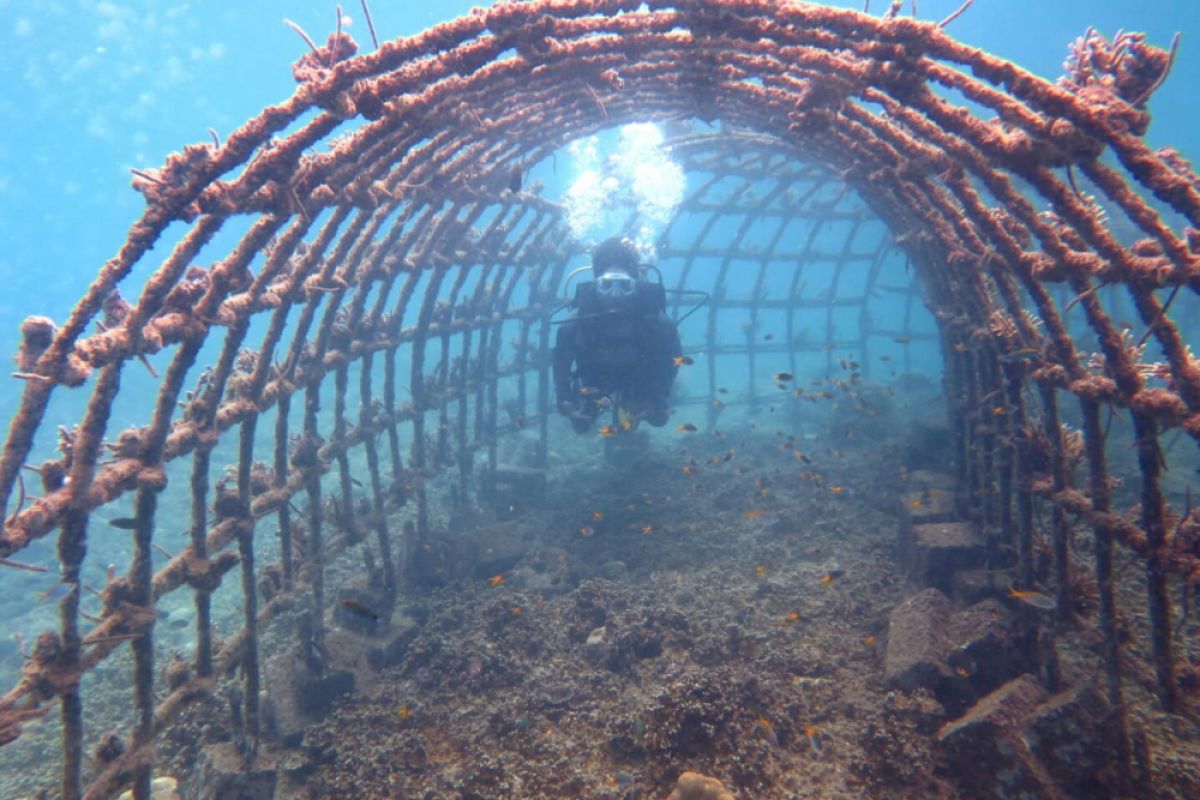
[554,237,683,434]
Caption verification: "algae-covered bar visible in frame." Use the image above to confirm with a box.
[1,1,1198,798]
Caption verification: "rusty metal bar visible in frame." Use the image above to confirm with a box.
[0,7,1194,798]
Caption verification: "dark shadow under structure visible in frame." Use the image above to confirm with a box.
[0,1,1197,797]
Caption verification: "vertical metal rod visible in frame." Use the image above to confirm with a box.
[274,395,295,590]
[384,347,403,484]
[333,365,357,541]
[996,364,1019,549]
[963,348,984,516]
[1131,411,1178,711]
[189,439,215,678]
[457,324,474,496]
[483,269,521,479]
[515,318,530,417]
[1037,382,1072,622]
[360,351,396,595]
[236,418,260,746]
[60,364,124,799]
[945,346,970,512]
[303,381,326,651]
[1080,398,1131,789]
[536,310,552,470]
[411,248,457,542]
[976,358,996,527]
[1033,381,1065,690]
[98,333,202,712]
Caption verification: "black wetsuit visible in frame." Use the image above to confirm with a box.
[553,280,681,432]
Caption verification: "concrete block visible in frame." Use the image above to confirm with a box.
[366,616,420,671]
[950,568,1010,605]
[946,599,1023,697]
[936,675,1057,800]
[265,649,355,747]
[1024,682,1120,797]
[903,486,957,524]
[190,741,276,800]
[908,521,985,591]
[884,588,952,692]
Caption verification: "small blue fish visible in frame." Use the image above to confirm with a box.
[35,582,76,604]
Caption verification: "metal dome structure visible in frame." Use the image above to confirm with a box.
[1,1,1197,797]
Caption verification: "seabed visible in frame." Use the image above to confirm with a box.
[4,381,1200,800]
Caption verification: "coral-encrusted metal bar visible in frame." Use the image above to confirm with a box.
[0,3,1193,797]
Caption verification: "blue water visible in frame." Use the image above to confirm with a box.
[0,0,1196,427]
[0,0,1194,635]
[0,1,1196,793]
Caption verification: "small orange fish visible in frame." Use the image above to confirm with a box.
[821,569,844,586]
[641,524,654,535]
[579,525,595,537]
[1008,586,1056,610]
[673,355,695,366]
[830,486,844,496]
[805,724,822,753]
[955,665,971,678]
[591,511,604,521]
[756,716,779,747]
[909,498,923,510]
[678,423,697,433]
[744,510,769,519]
[682,464,697,475]
[511,606,522,617]
[755,565,766,577]
[339,598,380,622]
[598,425,617,437]
[953,342,969,352]
[992,405,1008,416]
[398,704,412,720]
[781,611,800,626]
[579,386,591,395]
[864,634,877,647]
[489,574,505,587]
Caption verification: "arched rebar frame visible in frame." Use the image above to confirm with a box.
[0,1,1197,797]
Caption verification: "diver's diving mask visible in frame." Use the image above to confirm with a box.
[595,271,637,298]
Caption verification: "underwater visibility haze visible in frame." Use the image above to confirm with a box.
[1,1,1200,798]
